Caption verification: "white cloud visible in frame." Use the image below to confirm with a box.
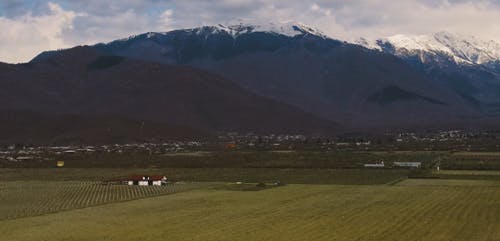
[164,0,500,43]
[0,2,176,63]
[159,9,174,30]
[1,0,500,63]
[0,2,82,63]
[65,9,156,45]
[308,0,500,42]
[310,3,331,16]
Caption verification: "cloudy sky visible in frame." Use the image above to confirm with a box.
[1,0,500,63]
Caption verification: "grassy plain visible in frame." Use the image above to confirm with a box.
[1,183,499,241]
[0,168,410,184]
[442,152,500,169]
[0,168,408,221]
[396,178,500,186]
[2,150,500,240]
[452,152,500,156]
[2,150,443,168]
[0,180,207,220]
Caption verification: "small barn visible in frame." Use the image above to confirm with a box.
[126,175,167,186]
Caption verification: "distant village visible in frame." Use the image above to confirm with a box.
[1,129,500,166]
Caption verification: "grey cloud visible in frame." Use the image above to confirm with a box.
[0,0,50,17]
[63,0,170,16]
[1,0,500,63]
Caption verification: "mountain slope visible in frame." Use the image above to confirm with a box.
[69,24,482,128]
[0,110,209,145]
[373,32,500,65]
[2,46,338,135]
[360,32,500,109]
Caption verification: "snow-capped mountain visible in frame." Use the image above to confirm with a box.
[195,22,328,38]
[30,24,500,129]
[77,22,339,65]
[80,24,479,127]
[360,32,500,66]
[117,22,328,43]
[357,32,500,106]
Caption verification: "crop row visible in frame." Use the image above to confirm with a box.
[0,181,203,220]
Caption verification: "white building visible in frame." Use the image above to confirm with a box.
[393,162,421,168]
[126,175,167,186]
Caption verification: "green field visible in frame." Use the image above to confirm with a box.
[396,178,500,186]
[442,152,500,170]
[2,150,443,169]
[1,182,499,241]
[0,168,410,185]
[6,149,500,170]
[1,156,500,240]
[0,181,207,220]
[452,152,500,156]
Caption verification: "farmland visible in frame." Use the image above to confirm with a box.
[0,180,499,241]
[0,167,411,184]
[1,150,500,240]
[0,180,208,220]
[1,148,446,168]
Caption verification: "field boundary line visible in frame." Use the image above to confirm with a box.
[385,177,407,186]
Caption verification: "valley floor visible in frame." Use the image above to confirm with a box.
[1,176,499,241]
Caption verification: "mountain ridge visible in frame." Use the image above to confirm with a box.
[359,31,500,66]
[2,46,339,138]
[356,31,500,106]
[72,24,480,128]
[19,24,500,132]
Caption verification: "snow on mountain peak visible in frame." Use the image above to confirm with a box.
[371,31,500,65]
[433,31,500,64]
[195,22,328,38]
[110,22,330,48]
